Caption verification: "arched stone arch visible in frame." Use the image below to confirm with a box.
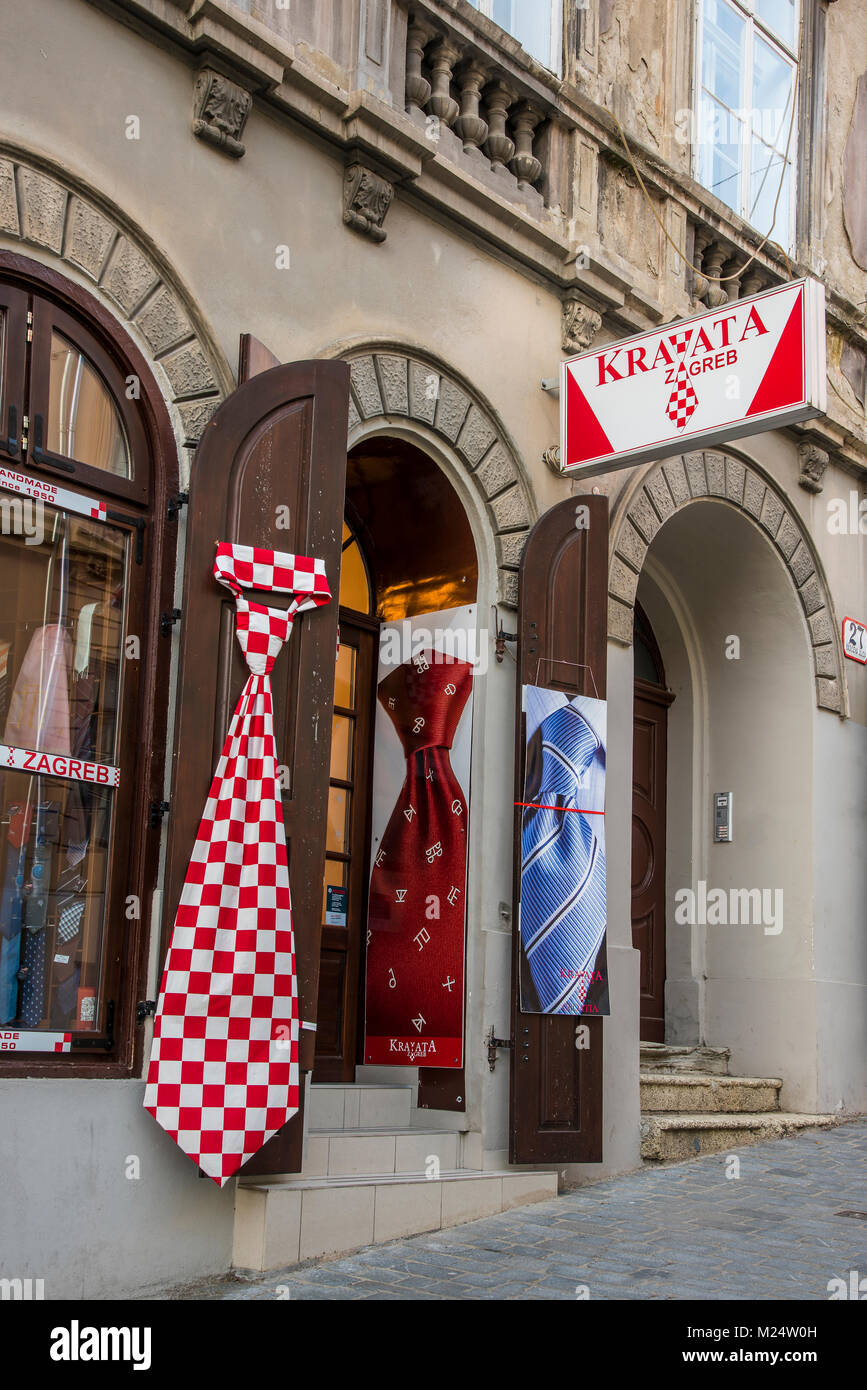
[332,342,536,607]
[608,449,847,713]
[0,142,232,460]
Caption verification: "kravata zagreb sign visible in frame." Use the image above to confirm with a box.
[559,278,826,475]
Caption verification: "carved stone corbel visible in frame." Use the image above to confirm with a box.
[192,67,252,158]
[562,296,602,355]
[798,442,830,494]
[343,162,394,243]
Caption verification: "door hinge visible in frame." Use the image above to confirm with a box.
[160,608,182,637]
[149,800,170,829]
[26,310,33,343]
[167,491,189,522]
[20,412,28,452]
[486,1025,514,1072]
[136,999,157,1024]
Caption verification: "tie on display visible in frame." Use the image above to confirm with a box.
[144,542,330,1185]
[520,704,606,1014]
[365,652,472,1065]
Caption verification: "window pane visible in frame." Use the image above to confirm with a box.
[339,538,371,614]
[334,643,356,708]
[702,0,746,110]
[0,506,128,762]
[326,785,350,854]
[492,0,559,71]
[330,713,353,781]
[749,140,791,246]
[754,0,797,50]
[698,95,744,204]
[0,771,115,1032]
[752,34,795,151]
[48,332,130,478]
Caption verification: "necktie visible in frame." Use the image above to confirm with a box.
[144,543,330,1185]
[520,703,606,1014]
[364,652,472,1067]
[665,328,699,431]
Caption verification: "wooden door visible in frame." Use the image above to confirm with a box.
[163,358,350,1173]
[314,612,377,1081]
[631,683,672,1043]
[510,496,606,1164]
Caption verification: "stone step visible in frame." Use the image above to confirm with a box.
[640,1111,837,1162]
[308,1083,414,1132]
[302,1127,460,1178]
[233,1169,559,1271]
[639,1043,730,1075]
[641,1072,782,1115]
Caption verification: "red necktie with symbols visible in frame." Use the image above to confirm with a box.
[364,652,472,1068]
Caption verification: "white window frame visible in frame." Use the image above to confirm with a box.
[472,0,564,75]
[693,0,800,253]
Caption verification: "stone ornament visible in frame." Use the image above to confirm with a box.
[798,442,830,494]
[193,68,252,158]
[562,298,602,354]
[343,163,395,243]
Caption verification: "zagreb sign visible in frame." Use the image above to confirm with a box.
[559,278,826,475]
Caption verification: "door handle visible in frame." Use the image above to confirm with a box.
[5,404,19,457]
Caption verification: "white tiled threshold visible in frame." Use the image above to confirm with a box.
[233,1083,559,1272]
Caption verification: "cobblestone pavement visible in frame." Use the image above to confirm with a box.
[165,1120,867,1301]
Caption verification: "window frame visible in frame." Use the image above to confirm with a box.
[693,0,801,253]
[0,252,178,1079]
[471,0,565,75]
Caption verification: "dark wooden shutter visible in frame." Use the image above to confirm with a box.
[163,358,349,1174]
[510,495,607,1163]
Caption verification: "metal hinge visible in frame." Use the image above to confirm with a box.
[26,311,33,343]
[20,413,29,452]
[149,800,170,829]
[161,608,182,637]
[136,1000,157,1024]
[167,491,189,522]
[486,1025,514,1072]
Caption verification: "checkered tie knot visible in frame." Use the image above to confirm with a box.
[143,541,331,1184]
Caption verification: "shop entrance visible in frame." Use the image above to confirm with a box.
[631,604,674,1043]
[313,435,478,1083]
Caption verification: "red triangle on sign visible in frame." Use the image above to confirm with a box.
[745,288,804,417]
[565,366,614,466]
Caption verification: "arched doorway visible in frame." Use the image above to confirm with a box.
[631,603,674,1042]
[314,435,478,1082]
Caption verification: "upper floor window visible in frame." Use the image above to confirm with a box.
[469,0,564,74]
[695,0,799,252]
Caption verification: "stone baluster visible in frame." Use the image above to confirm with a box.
[509,100,544,188]
[691,227,712,303]
[426,38,460,129]
[722,255,745,302]
[702,241,729,308]
[405,18,434,115]
[455,60,489,155]
[740,266,765,298]
[484,79,516,171]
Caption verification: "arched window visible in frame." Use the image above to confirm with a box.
[0,256,176,1074]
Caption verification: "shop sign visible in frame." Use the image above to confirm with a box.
[0,465,109,522]
[0,1029,72,1052]
[560,278,826,475]
[0,743,120,787]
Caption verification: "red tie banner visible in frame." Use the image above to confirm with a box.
[364,650,472,1067]
[144,543,330,1185]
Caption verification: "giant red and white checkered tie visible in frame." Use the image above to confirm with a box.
[144,542,330,1185]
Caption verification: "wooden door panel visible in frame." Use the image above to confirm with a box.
[510,496,607,1164]
[631,684,671,1044]
[163,357,350,1173]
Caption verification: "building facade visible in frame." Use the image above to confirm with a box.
[0,0,864,1298]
